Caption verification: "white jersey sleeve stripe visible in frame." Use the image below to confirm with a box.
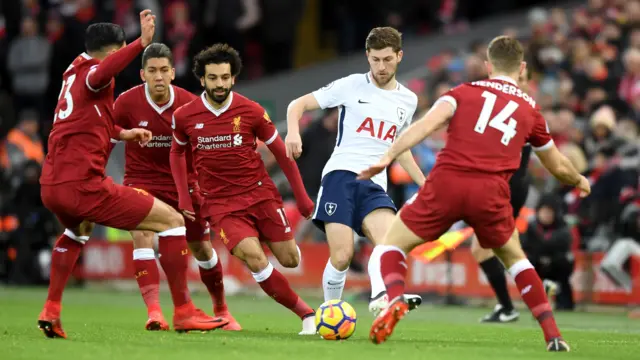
[336,105,346,146]
[264,130,278,145]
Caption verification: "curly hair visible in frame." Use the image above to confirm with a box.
[192,43,242,78]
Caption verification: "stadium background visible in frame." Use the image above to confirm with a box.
[0,0,638,310]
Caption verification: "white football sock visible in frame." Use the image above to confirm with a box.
[196,250,218,269]
[368,245,386,299]
[322,259,347,301]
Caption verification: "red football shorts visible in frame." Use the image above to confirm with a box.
[202,186,293,251]
[127,183,208,243]
[41,176,154,231]
[400,169,515,249]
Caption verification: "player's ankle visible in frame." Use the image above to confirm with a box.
[174,301,196,313]
[44,300,62,313]
[147,304,163,315]
[214,304,228,314]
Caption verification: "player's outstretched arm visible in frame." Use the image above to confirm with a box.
[267,135,315,218]
[285,94,321,159]
[396,151,426,186]
[87,10,155,90]
[535,145,590,197]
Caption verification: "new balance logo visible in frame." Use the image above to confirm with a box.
[195,123,204,129]
[285,226,291,233]
[138,121,148,127]
[521,285,532,295]
[53,247,68,253]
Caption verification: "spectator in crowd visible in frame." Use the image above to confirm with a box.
[7,16,51,116]
[522,193,575,311]
[0,109,44,183]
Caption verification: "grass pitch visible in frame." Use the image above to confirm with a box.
[0,287,638,359]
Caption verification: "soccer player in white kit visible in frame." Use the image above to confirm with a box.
[285,27,424,314]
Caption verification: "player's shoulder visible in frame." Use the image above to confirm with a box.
[174,93,203,119]
[172,85,198,105]
[116,84,145,102]
[323,73,366,91]
[396,82,419,105]
[231,92,264,113]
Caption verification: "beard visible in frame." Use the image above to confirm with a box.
[205,85,232,104]
[372,70,396,86]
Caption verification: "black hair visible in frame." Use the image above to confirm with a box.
[85,23,126,53]
[142,43,173,67]
[192,43,242,78]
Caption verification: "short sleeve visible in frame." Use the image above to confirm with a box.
[311,75,355,109]
[432,85,463,116]
[254,108,278,145]
[528,110,554,151]
[172,111,188,146]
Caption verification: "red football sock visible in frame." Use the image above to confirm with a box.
[46,233,85,309]
[510,259,561,341]
[133,248,161,314]
[199,260,228,313]
[158,228,191,308]
[253,263,313,319]
[379,246,408,301]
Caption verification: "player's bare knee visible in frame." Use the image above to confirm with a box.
[166,206,185,229]
[243,252,269,273]
[188,241,213,261]
[277,249,299,268]
[330,248,353,271]
[132,230,155,249]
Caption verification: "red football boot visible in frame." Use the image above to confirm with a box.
[217,310,242,331]
[370,296,409,345]
[145,310,170,331]
[38,303,67,339]
[173,305,229,333]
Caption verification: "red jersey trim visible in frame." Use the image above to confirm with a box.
[263,130,278,145]
[86,66,113,93]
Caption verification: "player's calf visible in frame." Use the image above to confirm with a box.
[323,223,354,301]
[491,230,566,349]
[130,230,164,329]
[38,221,94,339]
[232,237,315,334]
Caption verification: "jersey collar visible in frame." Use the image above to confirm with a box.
[492,75,518,86]
[201,91,234,116]
[144,83,175,114]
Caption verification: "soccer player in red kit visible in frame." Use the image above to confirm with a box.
[38,12,228,338]
[112,43,240,331]
[359,36,591,351]
[171,44,318,335]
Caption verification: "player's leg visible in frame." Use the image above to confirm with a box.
[186,219,241,331]
[129,229,167,331]
[38,219,94,339]
[490,231,569,351]
[83,181,228,332]
[472,236,519,323]
[311,171,358,301]
[361,206,422,315]
[229,236,315,334]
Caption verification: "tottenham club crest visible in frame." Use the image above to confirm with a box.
[325,202,337,216]
[397,107,407,125]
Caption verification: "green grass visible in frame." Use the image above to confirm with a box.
[0,287,639,359]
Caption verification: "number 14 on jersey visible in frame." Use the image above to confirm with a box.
[474,91,518,146]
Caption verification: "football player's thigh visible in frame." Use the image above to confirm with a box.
[255,199,300,267]
[397,191,454,252]
[83,180,155,231]
[466,180,514,250]
[212,213,259,254]
[360,187,397,244]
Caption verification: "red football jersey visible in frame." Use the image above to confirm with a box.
[432,76,553,175]
[172,91,278,198]
[113,84,198,189]
[41,53,118,185]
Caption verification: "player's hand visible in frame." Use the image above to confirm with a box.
[140,10,156,47]
[576,175,591,198]
[120,128,152,146]
[357,156,392,180]
[297,195,315,219]
[285,132,303,159]
[181,209,196,222]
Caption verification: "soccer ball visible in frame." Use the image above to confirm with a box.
[315,299,357,340]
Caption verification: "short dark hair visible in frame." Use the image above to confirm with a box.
[85,23,126,53]
[142,43,173,68]
[487,36,524,73]
[365,27,402,52]
[192,43,242,78]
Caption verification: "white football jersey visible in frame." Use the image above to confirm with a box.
[312,72,418,190]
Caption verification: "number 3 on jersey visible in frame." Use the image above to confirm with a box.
[474,90,518,146]
[54,74,77,123]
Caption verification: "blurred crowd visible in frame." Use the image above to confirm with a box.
[3,0,638,298]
